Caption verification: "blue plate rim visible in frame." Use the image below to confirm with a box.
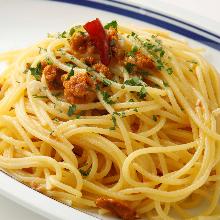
[52,0,220,51]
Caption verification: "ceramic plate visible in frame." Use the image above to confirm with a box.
[0,0,219,219]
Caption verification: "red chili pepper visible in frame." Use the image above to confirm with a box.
[84,18,110,66]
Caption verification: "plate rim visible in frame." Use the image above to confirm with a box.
[55,0,220,51]
[0,0,219,220]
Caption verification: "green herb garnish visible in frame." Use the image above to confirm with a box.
[109,115,117,130]
[163,81,169,87]
[32,95,47,99]
[128,99,134,102]
[125,63,135,74]
[131,32,137,37]
[156,59,164,70]
[101,91,115,104]
[152,115,158,121]
[67,104,76,116]
[69,27,75,36]
[127,45,138,57]
[124,77,143,86]
[30,62,42,81]
[53,118,60,122]
[79,168,91,176]
[120,111,126,118]
[103,78,112,86]
[66,67,74,80]
[138,86,147,99]
[187,60,198,64]
[96,84,101,91]
[166,68,173,75]
[138,70,150,76]
[104,20,118,30]
[46,57,53,65]
[60,31,67,38]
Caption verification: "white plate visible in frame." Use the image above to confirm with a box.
[0,0,219,220]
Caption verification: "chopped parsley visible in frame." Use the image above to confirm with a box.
[166,68,173,75]
[138,70,150,77]
[187,60,198,64]
[104,20,118,29]
[125,63,135,74]
[113,111,126,118]
[101,91,115,104]
[133,108,138,112]
[86,67,95,72]
[121,85,125,89]
[152,115,158,121]
[50,130,55,136]
[67,104,76,116]
[159,50,165,57]
[131,32,137,37]
[153,83,160,88]
[138,86,147,99]
[109,115,117,130]
[163,81,169,87]
[124,77,143,86]
[46,57,53,65]
[53,118,60,122]
[38,47,47,54]
[32,95,47,98]
[66,63,74,68]
[52,92,62,97]
[113,111,120,116]
[96,84,101,91]
[59,31,67,38]
[69,27,75,36]
[120,111,126,118]
[127,45,138,57]
[79,168,91,176]
[66,67,74,80]
[30,62,42,81]
[128,99,134,102]
[102,78,112,86]
[156,59,164,70]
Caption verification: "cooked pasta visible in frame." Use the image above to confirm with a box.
[0,18,219,220]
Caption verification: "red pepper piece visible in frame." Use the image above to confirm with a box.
[84,18,110,66]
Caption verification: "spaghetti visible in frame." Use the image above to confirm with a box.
[0,18,219,219]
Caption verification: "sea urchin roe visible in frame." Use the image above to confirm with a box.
[80,56,97,66]
[135,52,155,70]
[96,198,136,220]
[107,27,125,61]
[70,32,96,54]
[124,51,155,74]
[63,72,96,104]
[43,65,65,90]
[130,117,140,133]
[92,63,112,79]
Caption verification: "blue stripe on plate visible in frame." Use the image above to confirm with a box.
[53,0,220,51]
[108,0,220,40]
